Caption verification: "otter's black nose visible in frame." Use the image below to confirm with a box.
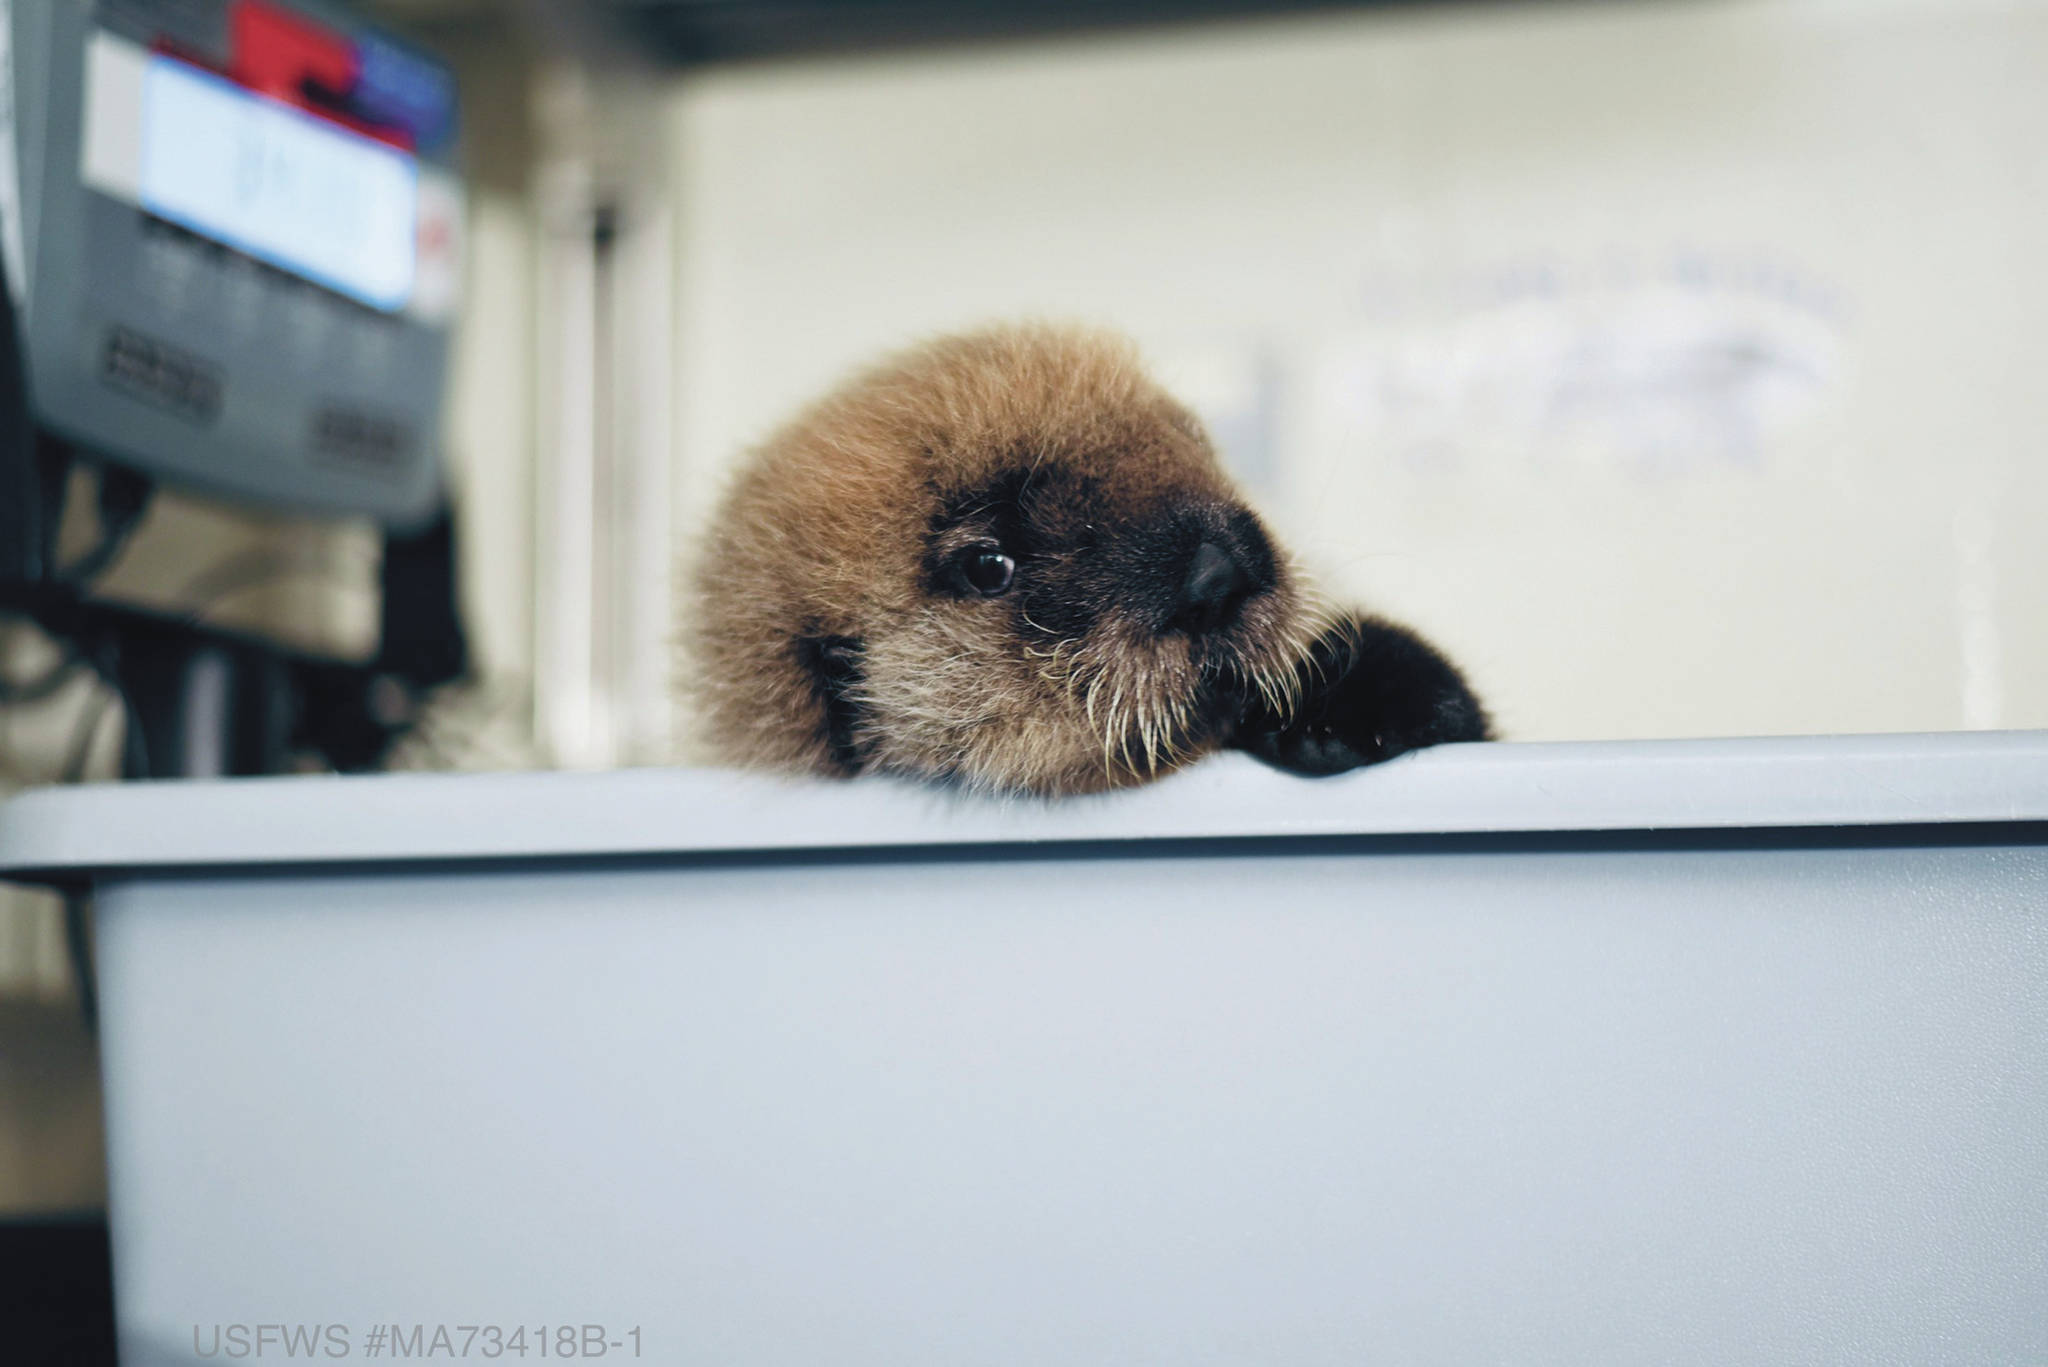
[1173,540,1253,633]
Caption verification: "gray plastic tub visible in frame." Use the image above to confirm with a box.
[3,734,2045,1365]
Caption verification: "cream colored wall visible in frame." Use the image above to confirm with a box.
[665,0,2048,743]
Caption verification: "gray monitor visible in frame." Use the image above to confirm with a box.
[2,0,459,527]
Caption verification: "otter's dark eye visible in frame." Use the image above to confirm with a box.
[962,548,1016,596]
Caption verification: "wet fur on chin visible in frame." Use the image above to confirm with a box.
[683,323,1487,797]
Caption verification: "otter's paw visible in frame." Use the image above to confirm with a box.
[1234,615,1489,776]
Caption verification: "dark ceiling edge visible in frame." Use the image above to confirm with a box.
[608,0,1531,69]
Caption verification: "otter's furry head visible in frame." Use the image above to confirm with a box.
[687,324,1327,796]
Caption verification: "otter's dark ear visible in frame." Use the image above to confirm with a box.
[795,634,868,775]
[1233,614,1490,777]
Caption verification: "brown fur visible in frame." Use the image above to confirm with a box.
[684,323,1332,796]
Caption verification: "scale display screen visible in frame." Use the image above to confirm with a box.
[17,0,459,526]
[137,56,418,312]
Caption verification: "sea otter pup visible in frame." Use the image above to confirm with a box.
[686,324,1487,796]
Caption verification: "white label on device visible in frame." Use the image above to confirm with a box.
[81,28,147,202]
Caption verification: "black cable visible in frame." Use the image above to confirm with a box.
[55,465,154,586]
[1,248,42,584]
[61,889,99,1035]
[114,670,150,781]
[83,634,149,781]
